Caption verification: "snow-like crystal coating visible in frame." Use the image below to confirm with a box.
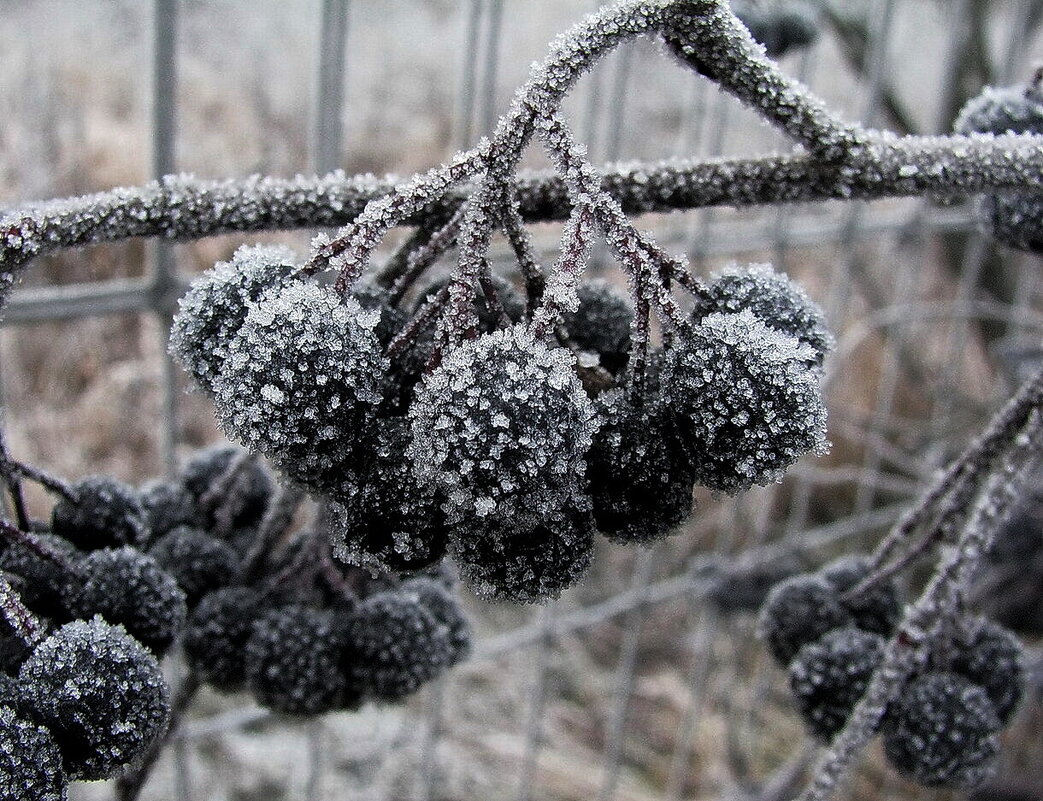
[0,705,67,801]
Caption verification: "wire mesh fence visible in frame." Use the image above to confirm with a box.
[1,1,1041,800]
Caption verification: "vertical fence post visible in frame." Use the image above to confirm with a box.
[314,0,351,175]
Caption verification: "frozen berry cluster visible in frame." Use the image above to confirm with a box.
[759,558,1026,789]
[171,252,830,604]
[0,442,471,796]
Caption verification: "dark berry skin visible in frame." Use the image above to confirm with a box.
[19,618,170,782]
[949,618,1025,725]
[51,476,148,551]
[184,586,265,692]
[562,280,634,375]
[148,527,239,607]
[345,592,452,702]
[788,626,885,742]
[587,386,694,544]
[64,547,187,656]
[819,555,902,637]
[180,444,273,532]
[138,479,199,543]
[245,606,348,715]
[0,534,80,622]
[0,705,67,801]
[757,574,853,666]
[400,577,472,665]
[882,672,1000,789]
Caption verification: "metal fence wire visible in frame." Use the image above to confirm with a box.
[1,1,1042,800]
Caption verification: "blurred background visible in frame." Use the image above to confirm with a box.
[1,1,1042,799]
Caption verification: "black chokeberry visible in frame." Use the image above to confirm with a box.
[64,546,187,656]
[561,279,634,375]
[183,586,265,692]
[757,574,852,666]
[788,626,885,742]
[244,605,347,715]
[51,476,148,551]
[819,554,902,637]
[19,617,170,782]
[137,479,199,542]
[882,672,1000,789]
[0,705,67,801]
[345,591,452,702]
[400,576,472,664]
[666,311,828,495]
[949,617,1025,725]
[169,243,298,391]
[0,534,80,621]
[211,281,386,492]
[148,527,238,607]
[180,443,272,532]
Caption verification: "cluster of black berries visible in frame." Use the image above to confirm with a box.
[758,558,1026,789]
[0,441,473,795]
[184,553,470,715]
[955,70,1043,254]
[171,250,831,604]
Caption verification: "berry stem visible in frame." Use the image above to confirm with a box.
[388,205,466,306]
[0,457,75,502]
[0,572,45,646]
[0,427,31,531]
[0,519,81,576]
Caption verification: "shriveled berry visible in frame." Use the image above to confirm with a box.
[665,311,828,495]
[51,476,147,551]
[788,626,885,741]
[820,555,902,637]
[19,618,169,782]
[0,705,67,801]
[757,574,852,665]
[346,592,452,702]
[169,243,298,391]
[64,547,186,656]
[148,527,238,607]
[183,586,265,692]
[211,281,386,491]
[244,605,347,715]
[882,672,1000,789]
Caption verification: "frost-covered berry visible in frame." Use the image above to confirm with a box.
[138,479,199,542]
[882,672,1000,789]
[665,311,828,495]
[408,324,597,533]
[0,619,33,676]
[211,281,386,491]
[400,577,472,664]
[169,244,298,391]
[51,475,147,551]
[691,264,833,368]
[586,387,694,543]
[148,527,238,607]
[0,534,80,621]
[64,547,187,656]
[450,510,596,604]
[562,279,633,375]
[757,574,852,665]
[704,559,800,616]
[0,705,67,801]
[788,626,885,741]
[353,280,408,346]
[244,605,347,715]
[19,618,169,782]
[183,586,264,692]
[949,618,1025,725]
[326,419,448,575]
[819,555,902,637]
[763,3,819,58]
[180,444,272,531]
[954,76,1043,254]
[346,592,452,702]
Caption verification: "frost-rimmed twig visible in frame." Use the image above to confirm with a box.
[1,134,1042,302]
[795,390,1043,801]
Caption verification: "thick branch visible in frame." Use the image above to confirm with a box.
[0,133,1040,295]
